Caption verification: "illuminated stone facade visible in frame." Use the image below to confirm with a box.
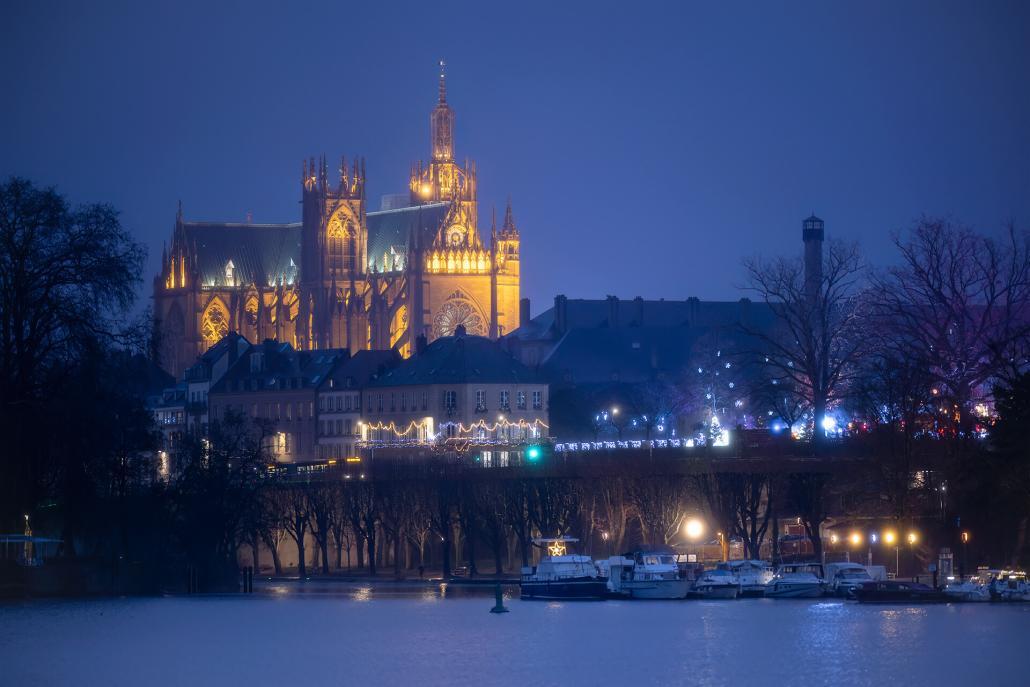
[153,64,521,378]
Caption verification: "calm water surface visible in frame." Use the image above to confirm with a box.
[1,581,1026,686]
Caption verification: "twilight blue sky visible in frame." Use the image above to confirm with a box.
[2,1,1028,314]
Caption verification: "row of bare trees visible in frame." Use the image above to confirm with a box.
[235,465,845,576]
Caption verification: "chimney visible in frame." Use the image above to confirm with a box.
[803,214,825,303]
[415,333,428,354]
[686,296,700,328]
[632,296,644,326]
[606,295,619,328]
[738,297,751,327]
[519,298,531,328]
[554,294,568,335]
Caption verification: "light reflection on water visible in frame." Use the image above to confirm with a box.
[255,580,519,602]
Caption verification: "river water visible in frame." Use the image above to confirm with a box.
[1,582,1026,686]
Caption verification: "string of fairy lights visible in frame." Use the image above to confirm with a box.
[357,417,549,446]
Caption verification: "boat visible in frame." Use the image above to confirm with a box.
[718,560,773,597]
[853,580,948,604]
[602,550,690,599]
[942,575,991,602]
[520,538,607,600]
[690,569,740,599]
[764,562,825,598]
[824,562,873,597]
[988,570,1030,602]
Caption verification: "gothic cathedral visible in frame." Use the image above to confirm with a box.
[153,64,521,378]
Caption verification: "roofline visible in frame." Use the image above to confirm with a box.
[183,222,301,229]
[367,202,449,217]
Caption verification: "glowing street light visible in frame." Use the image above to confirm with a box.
[907,532,918,545]
[849,532,862,547]
[883,530,897,545]
[685,518,704,540]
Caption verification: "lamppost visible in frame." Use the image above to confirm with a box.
[829,533,839,562]
[685,518,704,563]
[908,532,918,580]
[868,532,878,567]
[884,530,898,577]
[849,531,862,565]
[601,530,611,557]
[716,530,727,563]
[961,531,970,577]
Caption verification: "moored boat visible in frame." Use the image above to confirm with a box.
[988,570,1030,602]
[690,569,739,599]
[603,550,690,600]
[764,563,825,598]
[520,538,607,601]
[824,562,873,597]
[942,575,991,602]
[718,560,773,597]
[853,580,947,604]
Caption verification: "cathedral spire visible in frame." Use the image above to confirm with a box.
[502,196,516,232]
[438,59,446,103]
[430,59,454,161]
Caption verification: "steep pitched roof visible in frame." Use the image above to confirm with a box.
[365,202,449,272]
[320,349,401,390]
[369,334,543,387]
[183,222,301,288]
[211,340,346,393]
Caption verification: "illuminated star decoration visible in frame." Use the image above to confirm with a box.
[548,540,566,557]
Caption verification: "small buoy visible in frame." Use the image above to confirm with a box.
[490,583,509,613]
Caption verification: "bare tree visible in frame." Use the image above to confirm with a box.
[345,481,378,576]
[274,482,311,577]
[307,478,337,575]
[503,479,533,568]
[528,478,581,539]
[593,475,632,554]
[405,482,436,568]
[628,474,688,546]
[872,219,1030,432]
[786,472,831,563]
[743,240,867,446]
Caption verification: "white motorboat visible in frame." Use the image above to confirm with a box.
[764,562,825,598]
[718,560,774,597]
[988,570,1030,602]
[603,550,690,600]
[690,569,740,599]
[942,575,991,602]
[520,538,607,600]
[824,562,873,597]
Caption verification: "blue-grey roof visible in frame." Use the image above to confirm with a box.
[211,339,347,393]
[366,202,449,273]
[509,297,777,344]
[320,349,401,390]
[369,333,544,387]
[183,222,301,288]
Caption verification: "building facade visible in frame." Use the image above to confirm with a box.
[208,340,345,463]
[153,64,522,378]
[361,328,549,455]
[316,350,399,462]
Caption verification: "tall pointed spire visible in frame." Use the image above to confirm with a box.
[438,59,447,103]
[430,59,454,161]
[502,196,517,233]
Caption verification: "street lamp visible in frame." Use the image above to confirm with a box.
[907,532,918,579]
[883,530,899,577]
[961,531,970,577]
[868,532,878,566]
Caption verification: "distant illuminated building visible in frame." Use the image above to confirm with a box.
[154,62,521,377]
